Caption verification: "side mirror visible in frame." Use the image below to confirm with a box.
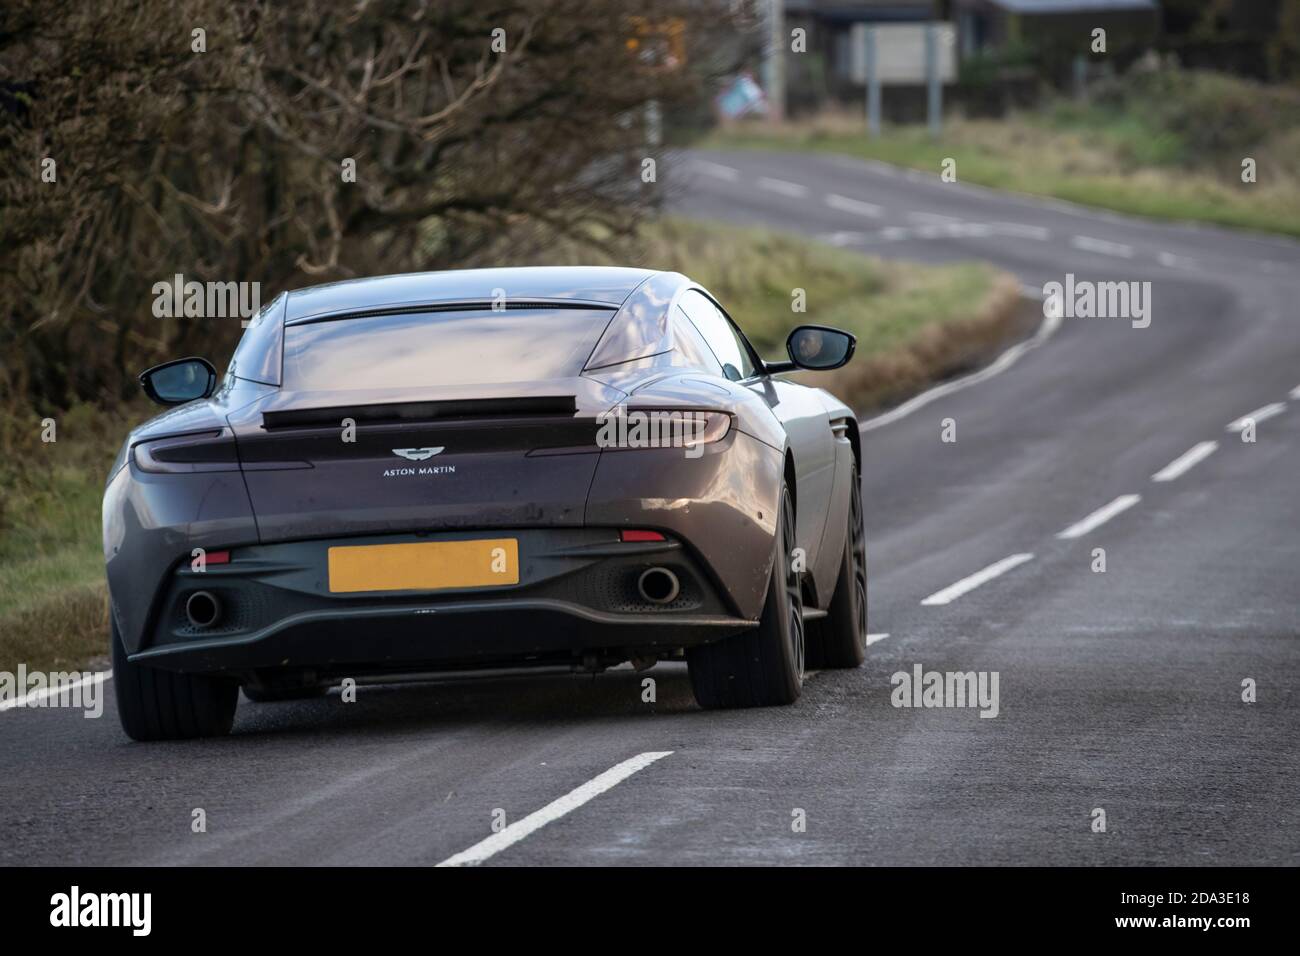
[785,325,855,371]
[139,357,218,406]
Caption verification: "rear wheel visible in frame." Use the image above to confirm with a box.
[807,463,868,668]
[111,618,238,741]
[688,484,804,708]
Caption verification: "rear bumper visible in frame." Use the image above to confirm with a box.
[132,599,750,675]
[131,528,755,675]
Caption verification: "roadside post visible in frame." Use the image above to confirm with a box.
[865,26,881,138]
[763,0,785,122]
[926,22,942,139]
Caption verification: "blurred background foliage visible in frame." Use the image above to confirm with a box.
[0,0,749,412]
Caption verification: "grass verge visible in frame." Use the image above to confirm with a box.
[0,404,136,676]
[0,218,1022,675]
[532,217,1025,410]
[703,69,1300,238]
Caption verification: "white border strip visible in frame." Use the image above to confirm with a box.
[436,751,673,867]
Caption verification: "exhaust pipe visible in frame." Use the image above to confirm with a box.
[185,591,222,629]
[637,567,680,605]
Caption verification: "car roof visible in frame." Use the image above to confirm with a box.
[283,266,659,323]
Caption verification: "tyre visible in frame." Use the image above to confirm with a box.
[688,483,804,708]
[242,682,327,703]
[111,617,238,740]
[807,463,868,669]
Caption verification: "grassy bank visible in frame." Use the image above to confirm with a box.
[0,218,1021,675]
[0,404,138,675]
[534,217,1023,408]
[705,69,1300,238]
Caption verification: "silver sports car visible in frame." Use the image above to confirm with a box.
[105,267,866,739]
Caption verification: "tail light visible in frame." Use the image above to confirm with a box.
[133,429,240,474]
[597,409,731,451]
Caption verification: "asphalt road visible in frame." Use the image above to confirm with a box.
[3,148,1298,866]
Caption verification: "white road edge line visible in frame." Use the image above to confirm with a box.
[824,193,883,218]
[436,751,673,867]
[920,553,1035,607]
[861,287,1060,433]
[0,670,112,713]
[1291,385,1300,400]
[866,633,890,645]
[1056,494,1142,540]
[1070,235,1135,258]
[756,176,809,199]
[1151,441,1218,482]
[1226,403,1286,432]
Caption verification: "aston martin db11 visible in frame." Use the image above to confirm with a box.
[105,267,867,739]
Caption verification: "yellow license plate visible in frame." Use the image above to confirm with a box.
[327,538,519,593]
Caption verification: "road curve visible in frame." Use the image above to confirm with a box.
[2,148,1297,865]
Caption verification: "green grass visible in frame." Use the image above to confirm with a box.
[0,219,1020,674]
[703,68,1300,238]
[0,404,131,673]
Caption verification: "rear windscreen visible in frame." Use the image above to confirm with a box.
[282,308,614,390]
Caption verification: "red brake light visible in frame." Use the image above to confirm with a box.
[621,530,666,542]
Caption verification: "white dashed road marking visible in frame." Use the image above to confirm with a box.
[920,553,1035,607]
[1157,251,1198,270]
[866,633,890,646]
[1226,403,1286,432]
[992,222,1051,240]
[824,193,883,218]
[1291,385,1300,400]
[1071,235,1135,258]
[437,751,674,867]
[688,159,738,182]
[756,176,809,199]
[1056,494,1142,540]
[1152,441,1219,482]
